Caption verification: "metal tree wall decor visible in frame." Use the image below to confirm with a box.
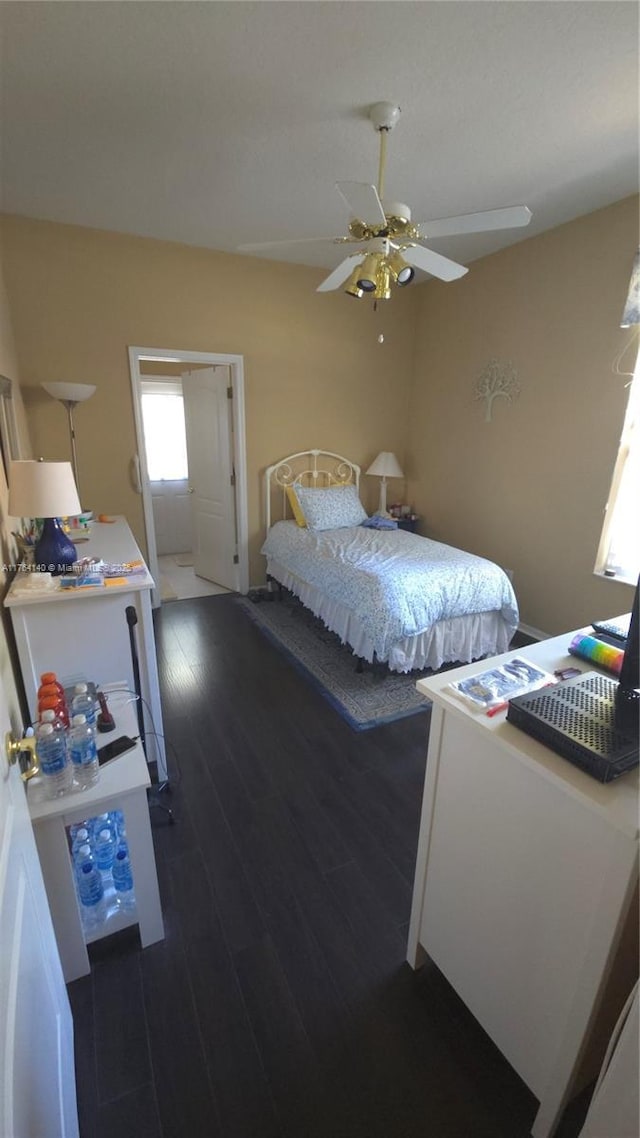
[474,359,520,422]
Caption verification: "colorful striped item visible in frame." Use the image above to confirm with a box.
[568,633,624,676]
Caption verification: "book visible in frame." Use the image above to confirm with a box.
[59,574,104,589]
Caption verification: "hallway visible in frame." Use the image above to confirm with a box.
[157,554,232,601]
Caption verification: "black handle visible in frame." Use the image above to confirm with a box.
[125,606,146,752]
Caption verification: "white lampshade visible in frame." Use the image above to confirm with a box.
[366,451,404,479]
[8,460,82,518]
[365,452,404,516]
[42,382,97,403]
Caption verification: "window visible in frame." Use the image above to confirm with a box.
[595,348,640,585]
[141,382,189,481]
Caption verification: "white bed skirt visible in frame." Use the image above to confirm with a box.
[265,558,512,674]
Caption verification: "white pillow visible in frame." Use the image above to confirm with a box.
[294,484,367,531]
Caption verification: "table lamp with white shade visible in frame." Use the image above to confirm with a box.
[365,451,404,516]
[8,459,82,573]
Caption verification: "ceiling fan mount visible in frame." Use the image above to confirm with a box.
[368,101,402,134]
[238,101,532,300]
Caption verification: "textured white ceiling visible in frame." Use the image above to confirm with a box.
[1,2,638,277]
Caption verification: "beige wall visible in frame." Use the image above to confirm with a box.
[1,200,638,631]
[0,215,418,583]
[409,194,639,633]
[0,237,32,728]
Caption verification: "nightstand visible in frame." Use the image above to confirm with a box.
[396,517,419,533]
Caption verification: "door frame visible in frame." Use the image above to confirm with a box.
[128,346,249,603]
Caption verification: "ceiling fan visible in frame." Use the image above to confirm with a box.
[238,102,532,300]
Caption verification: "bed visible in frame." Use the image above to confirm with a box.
[261,449,519,674]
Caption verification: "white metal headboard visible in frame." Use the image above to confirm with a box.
[265,448,361,532]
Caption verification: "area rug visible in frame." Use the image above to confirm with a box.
[236,594,432,730]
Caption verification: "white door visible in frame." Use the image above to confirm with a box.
[0,681,79,1138]
[151,478,191,555]
[182,367,237,590]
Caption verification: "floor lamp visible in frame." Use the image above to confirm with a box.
[42,382,96,505]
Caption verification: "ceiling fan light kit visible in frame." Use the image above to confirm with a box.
[388,250,414,286]
[238,101,532,304]
[357,249,384,292]
[344,267,364,299]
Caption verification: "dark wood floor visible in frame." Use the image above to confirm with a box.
[69,595,590,1138]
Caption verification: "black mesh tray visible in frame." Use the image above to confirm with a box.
[506,671,639,783]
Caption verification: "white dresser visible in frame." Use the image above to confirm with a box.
[4,516,167,782]
[407,631,639,1138]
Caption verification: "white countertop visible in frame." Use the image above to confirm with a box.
[4,516,154,607]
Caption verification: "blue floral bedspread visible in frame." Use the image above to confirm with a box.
[261,522,519,659]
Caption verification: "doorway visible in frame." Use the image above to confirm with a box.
[128,347,249,606]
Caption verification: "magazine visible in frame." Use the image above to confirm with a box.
[448,657,555,712]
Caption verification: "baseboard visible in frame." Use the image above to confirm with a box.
[518,621,549,642]
[247,584,275,602]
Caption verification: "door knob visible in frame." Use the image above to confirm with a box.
[188,486,195,494]
[5,730,39,781]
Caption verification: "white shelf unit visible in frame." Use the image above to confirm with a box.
[27,691,164,982]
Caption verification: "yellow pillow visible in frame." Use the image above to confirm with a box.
[286,484,307,527]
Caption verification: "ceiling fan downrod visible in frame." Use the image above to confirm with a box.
[369,102,401,200]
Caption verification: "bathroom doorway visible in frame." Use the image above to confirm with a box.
[129,347,248,606]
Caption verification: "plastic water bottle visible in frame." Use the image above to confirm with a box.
[94,826,116,879]
[39,706,66,731]
[110,809,125,838]
[71,826,92,861]
[35,721,72,799]
[38,672,70,724]
[92,813,114,841]
[69,713,100,790]
[71,683,98,727]
[38,690,70,729]
[112,843,136,911]
[38,671,66,703]
[69,818,92,841]
[77,857,105,930]
[72,841,93,879]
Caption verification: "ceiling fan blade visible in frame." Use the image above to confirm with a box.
[336,181,386,226]
[238,235,353,252]
[402,244,468,282]
[416,205,532,240]
[316,254,365,293]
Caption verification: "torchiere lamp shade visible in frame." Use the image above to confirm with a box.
[41,382,96,503]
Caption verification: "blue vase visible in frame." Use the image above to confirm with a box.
[34,517,77,574]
